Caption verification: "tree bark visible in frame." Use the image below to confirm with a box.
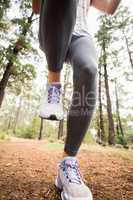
[0,90,5,107]
[38,118,43,140]
[58,120,64,139]
[115,80,124,137]
[103,41,115,145]
[98,57,105,143]
[13,96,22,134]
[0,12,34,108]
[123,31,133,70]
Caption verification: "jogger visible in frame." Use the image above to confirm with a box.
[37,0,121,199]
[39,0,97,156]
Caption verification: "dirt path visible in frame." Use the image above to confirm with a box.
[0,139,132,200]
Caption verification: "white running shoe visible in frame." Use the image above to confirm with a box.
[39,82,64,120]
[55,157,93,200]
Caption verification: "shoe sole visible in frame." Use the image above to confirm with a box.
[55,178,93,200]
[39,114,63,121]
[61,191,93,200]
[55,177,63,190]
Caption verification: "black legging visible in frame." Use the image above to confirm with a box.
[39,0,77,72]
[39,0,98,156]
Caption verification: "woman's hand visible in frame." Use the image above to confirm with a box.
[32,0,40,14]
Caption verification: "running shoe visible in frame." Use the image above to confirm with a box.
[39,82,64,120]
[55,156,93,200]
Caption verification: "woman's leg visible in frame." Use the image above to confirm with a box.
[55,35,97,199]
[39,0,77,73]
[39,0,77,120]
[64,35,98,156]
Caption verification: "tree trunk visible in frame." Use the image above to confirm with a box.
[123,31,133,70]
[98,59,105,143]
[0,90,5,107]
[103,42,115,145]
[13,96,22,134]
[115,80,124,137]
[63,64,71,112]
[104,64,115,145]
[7,116,12,134]
[0,61,13,107]
[0,12,34,107]
[58,120,64,139]
[38,118,43,140]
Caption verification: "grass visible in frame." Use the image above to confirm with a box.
[39,141,99,152]
[0,131,10,140]
[39,141,64,151]
[39,141,133,162]
[114,149,133,162]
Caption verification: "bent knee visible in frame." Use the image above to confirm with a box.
[81,62,98,78]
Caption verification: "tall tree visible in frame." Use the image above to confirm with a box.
[113,6,133,71]
[115,80,124,137]
[0,0,36,107]
[96,15,115,145]
[98,53,106,143]
[58,64,72,139]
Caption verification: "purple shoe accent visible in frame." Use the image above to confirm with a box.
[47,83,61,104]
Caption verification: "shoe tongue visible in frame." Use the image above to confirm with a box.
[63,157,81,184]
[47,82,61,104]
[64,157,77,166]
[48,82,61,90]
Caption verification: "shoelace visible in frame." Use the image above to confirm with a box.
[48,85,61,104]
[61,161,82,184]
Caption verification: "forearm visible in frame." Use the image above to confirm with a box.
[107,0,121,14]
[32,0,40,14]
[91,0,121,15]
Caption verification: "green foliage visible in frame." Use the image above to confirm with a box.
[9,63,36,91]
[0,131,10,140]
[14,116,60,140]
[126,132,133,144]
[41,142,64,151]
[15,127,36,139]
[0,0,38,102]
[0,0,10,19]
[0,0,10,34]
[83,131,96,144]
[116,135,127,146]
[15,116,40,139]
[20,0,32,14]
[44,122,59,139]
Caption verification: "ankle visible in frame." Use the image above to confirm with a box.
[48,70,61,83]
[63,151,76,159]
[48,81,61,86]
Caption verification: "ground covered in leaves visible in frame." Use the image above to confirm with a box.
[0,139,133,200]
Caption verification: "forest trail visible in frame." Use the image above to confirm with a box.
[0,139,132,200]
